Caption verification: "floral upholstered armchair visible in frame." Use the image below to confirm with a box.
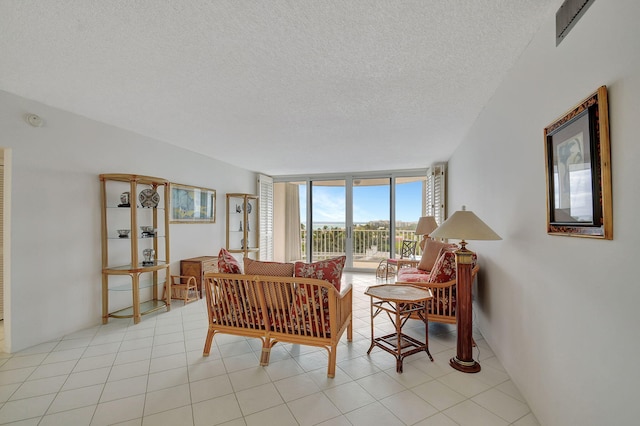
[394,240,479,325]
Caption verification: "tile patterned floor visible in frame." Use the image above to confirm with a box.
[0,273,540,425]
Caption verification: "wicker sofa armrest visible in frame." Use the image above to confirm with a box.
[336,283,353,342]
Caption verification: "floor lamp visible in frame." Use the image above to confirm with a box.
[429,206,501,373]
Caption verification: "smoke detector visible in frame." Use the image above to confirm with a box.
[26,114,43,127]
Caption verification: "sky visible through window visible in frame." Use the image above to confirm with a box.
[300,181,422,225]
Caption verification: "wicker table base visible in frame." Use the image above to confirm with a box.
[365,284,434,373]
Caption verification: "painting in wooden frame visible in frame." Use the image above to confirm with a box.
[170,183,216,223]
[544,86,612,239]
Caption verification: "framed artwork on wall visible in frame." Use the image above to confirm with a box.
[544,85,612,239]
[170,183,216,223]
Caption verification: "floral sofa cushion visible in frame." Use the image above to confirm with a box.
[293,283,332,336]
[395,267,430,283]
[294,256,345,291]
[293,256,346,336]
[428,249,457,283]
[213,279,265,328]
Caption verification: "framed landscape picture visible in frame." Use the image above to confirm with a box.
[543,86,612,239]
[170,183,216,223]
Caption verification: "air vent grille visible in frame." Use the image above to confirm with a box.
[556,0,596,46]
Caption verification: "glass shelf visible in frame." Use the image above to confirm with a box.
[108,300,168,318]
[104,260,168,272]
[108,236,166,240]
[109,279,167,292]
[106,206,165,210]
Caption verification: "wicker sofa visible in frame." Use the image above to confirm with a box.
[202,252,352,378]
[394,241,479,325]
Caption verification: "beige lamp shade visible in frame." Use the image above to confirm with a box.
[415,216,438,236]
[430,206,501,245]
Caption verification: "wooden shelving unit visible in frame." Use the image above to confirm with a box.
[100,174,171,324]
[226,193,259,261]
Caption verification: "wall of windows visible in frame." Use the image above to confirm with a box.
[269,168,444,271]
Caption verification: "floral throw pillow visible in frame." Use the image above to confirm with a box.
[427,249,457,283]
[427,249,479,283]
[217,248,241,274]
[294,256,345,291]
[417,240,452,271]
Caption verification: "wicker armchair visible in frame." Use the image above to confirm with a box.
[395,265,479,324]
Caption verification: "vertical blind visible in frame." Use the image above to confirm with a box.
[425,162,446,225]
[258,174,274,261]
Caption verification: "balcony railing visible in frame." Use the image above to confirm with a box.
[301,229,419,264]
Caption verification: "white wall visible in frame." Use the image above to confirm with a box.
[447,1,640,425]
[0,90,257,352]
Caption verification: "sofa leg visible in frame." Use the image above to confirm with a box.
[203,328,214,356]
[327,346,337,378]
[347,320,353,342]
[260,340,272,366]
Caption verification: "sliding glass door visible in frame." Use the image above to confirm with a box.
[273,172,427,271]
[310,179,346,263]
[395,176,426,256]
[351,178,391,269]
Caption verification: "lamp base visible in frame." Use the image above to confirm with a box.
[450,356,481,373]
[419,235,429,251]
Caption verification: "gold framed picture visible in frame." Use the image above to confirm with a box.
[544,86,612,239]
[170,183,216,223]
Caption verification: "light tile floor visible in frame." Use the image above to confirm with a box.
[0,273,540,425]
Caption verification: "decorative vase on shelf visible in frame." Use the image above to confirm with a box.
[239,221,243,232]
[118,192,130,207]
[142,248,155,266]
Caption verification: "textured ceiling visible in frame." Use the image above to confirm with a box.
[0,1,559,176]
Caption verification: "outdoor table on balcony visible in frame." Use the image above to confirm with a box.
[365,284,434,373]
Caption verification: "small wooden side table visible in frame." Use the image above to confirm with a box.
[365,284,434,373]
[180,256,218,297]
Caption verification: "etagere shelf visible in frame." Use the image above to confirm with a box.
[100,173,171,324]
[226,193,259,261]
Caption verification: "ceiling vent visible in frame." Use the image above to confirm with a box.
[556,0,596,46]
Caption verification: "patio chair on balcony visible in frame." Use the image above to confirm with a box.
[376,239,418,280]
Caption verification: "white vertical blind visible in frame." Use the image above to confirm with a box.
[425,162,446,225]
[258,174,274,260]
